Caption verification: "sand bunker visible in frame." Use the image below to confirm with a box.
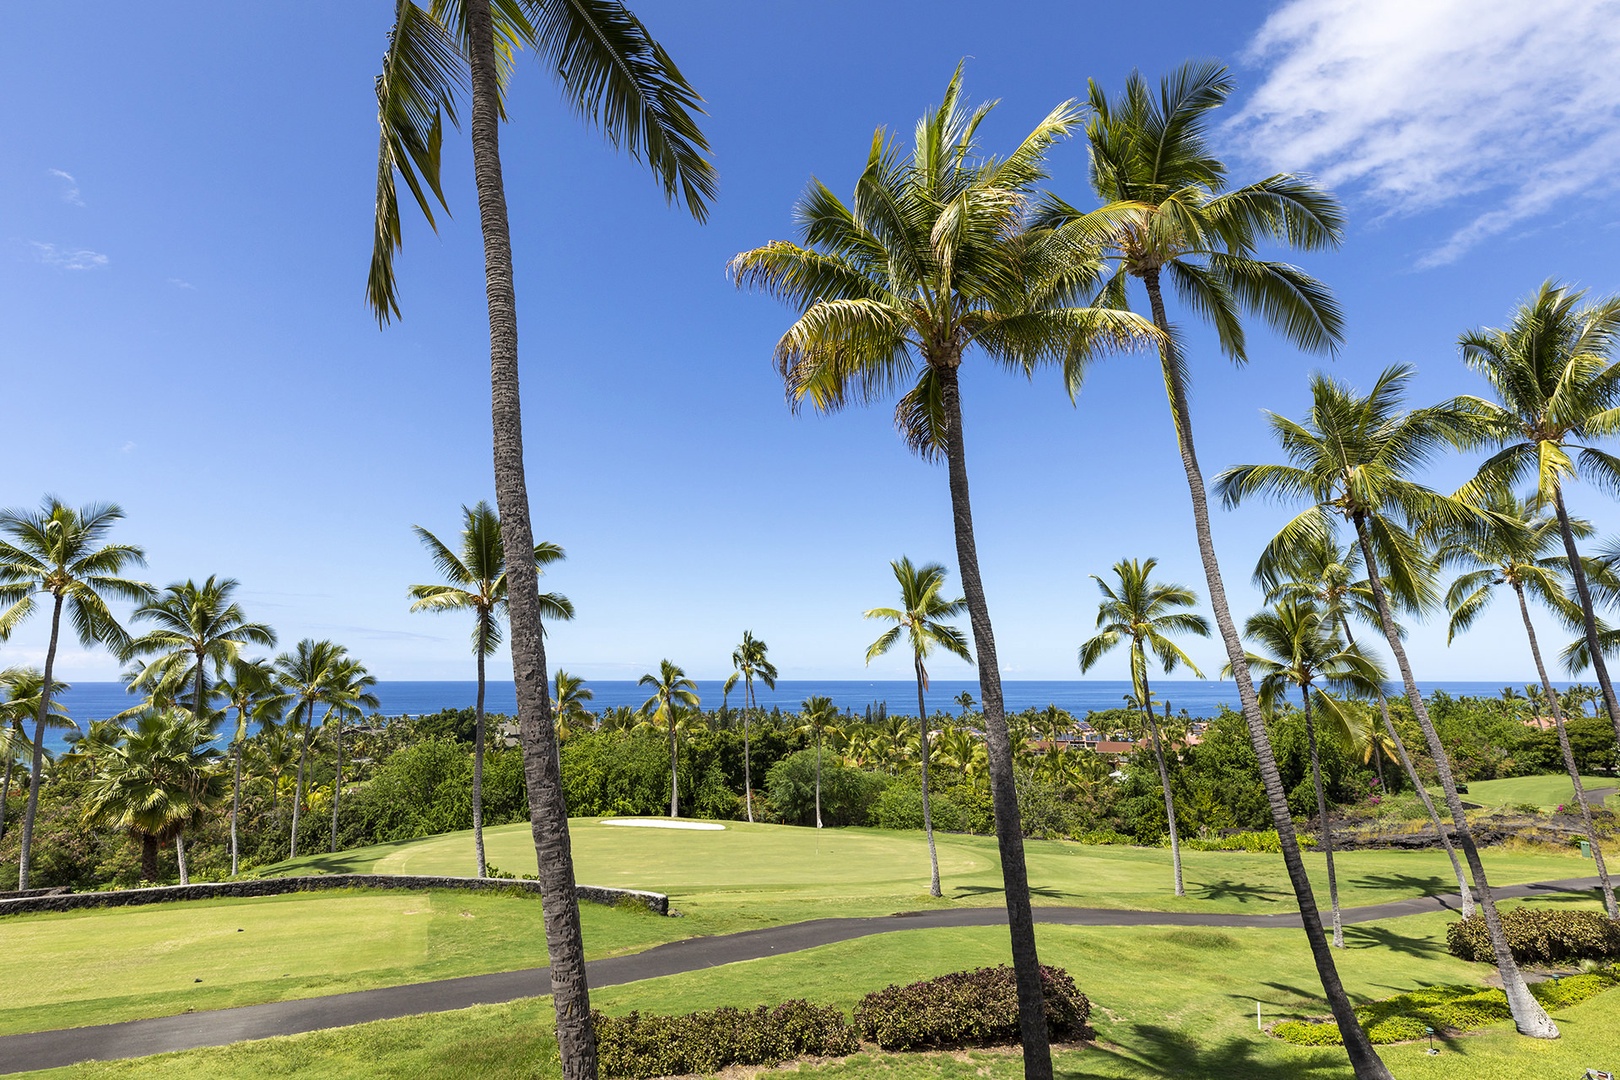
[600,818,726,831]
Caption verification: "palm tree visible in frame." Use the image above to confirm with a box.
[0,668,72,842]
[370,5,713,1071]
[125,577,276,723]
[1237,600,1383,948]
[954,691,977,716]
[1457,281,1620,771]
[215,658,290,876]
[83,709,225,884]
[796,696,842,829]
[409,502,573,877]
[864,557,971,896]
[1078,557,1209,898]
[0,498,153,890]
[324,657,380,854]
[730,71,1158,1077]
[1217,365,1558,1039]
[730,631,777,823]
[1440,489,1618,917]
[1040,59,1392,1075]
[554,670,594,740]
[638,661,699,817]
[275,639,346,860]
[1258,530,1475,917]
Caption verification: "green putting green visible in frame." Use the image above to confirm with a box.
[1464,773,1619,810]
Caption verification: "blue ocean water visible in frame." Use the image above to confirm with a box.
[29,678,1558,753]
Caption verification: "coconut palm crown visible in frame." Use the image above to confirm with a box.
[126,576,276,724]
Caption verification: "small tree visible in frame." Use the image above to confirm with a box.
[638,661,699,817]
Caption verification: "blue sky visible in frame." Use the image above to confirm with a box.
[3,0,1619,686]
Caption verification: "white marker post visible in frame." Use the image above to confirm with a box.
[1256,1002,1262,1031]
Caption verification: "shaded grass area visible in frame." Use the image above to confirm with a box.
[263,818,1593,927]
[28,904,1620,1078]
[1465,773,1618,810]
[0,888,683,1036]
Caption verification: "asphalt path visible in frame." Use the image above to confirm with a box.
[0,875,1603,1075]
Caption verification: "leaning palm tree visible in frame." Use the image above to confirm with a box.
[730,70,1157,1077]
[274,639,346,860]
[410,502,573,876]
[1258,530,1474,917]
[370,5,713,1071]
[1217,365,1558,1039]
[1439,489,1618,917]
[864,556,972,896]
[1078,557,1209,898]
[1040,59,1391,1075]
[730,631,776,823]
[83,709,225,884]
[1236,600,1383,948]
[323,657,380,854]
[796,695,843,830]
[215,657,289,876]
[639,660,699,817]
[0,668,72,842]
[125,577,276,723]
[1457,281,1620,767]
[0,497,153,890]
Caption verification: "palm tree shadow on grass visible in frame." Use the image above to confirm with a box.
[1070,1024,1349,1079]
[1349,871,1454,898]
[952,883,1069,901]
[1340,924,1447,960]
[1192,878,1288,904]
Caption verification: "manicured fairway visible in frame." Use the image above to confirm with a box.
[1465,773,1618,810]
[267,818,1593,925]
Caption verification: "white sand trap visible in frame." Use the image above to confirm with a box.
[600,818,726,831]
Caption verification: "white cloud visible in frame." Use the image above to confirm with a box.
[30,241,108,271]
[120,441,136,454]
[1229,0,1620,266]
[167,277,194,290]
[47,168,83,206]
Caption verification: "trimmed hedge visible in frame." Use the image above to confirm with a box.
[1446,907,1620,964]
[1273,970,1620,1046]
[593,1001,858,1078]
[854,965,1091,1051]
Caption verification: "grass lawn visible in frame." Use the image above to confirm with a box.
[262,818,1595,927]
[1466,773,1619,810]
[0,887,686,1037]
[26,897,1620,1079]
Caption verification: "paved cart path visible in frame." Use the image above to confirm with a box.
[0,875,1603,1075]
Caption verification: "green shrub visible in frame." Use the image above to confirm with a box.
[853,965,1091,1051]
[1181,830,1314,853]
[870,777,968,833]
[1072,829,1136,846]
[1446,907,1620,964]
[765,750,888,827]
[592,1000,857,1078]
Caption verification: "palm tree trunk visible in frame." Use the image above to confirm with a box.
[668,706,679,818]
[464,4,597,1074]
[193,650,207,724]
[142,834,158,882]
[814,730,823,829]
[17,594,64,891]
[1352,514,1556,1037]
[1552,487,1620,746]
[935,361,1052,1080]
[1301,689,1344,948]
[290,700,314,859]
[329,713,344,854]
[1139,270,1390,1078]
[1139,667,1184,898]
[230,737,243,877]
[915,655,942,898]
[743,682,754,823]
[0,748,13,843]
[473,639,488,877]
[1514,581,1617,917]
[176,833,189,886]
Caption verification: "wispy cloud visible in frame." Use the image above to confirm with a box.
[120,441,137,454]
[47,168,83,206]
[30,241,108,271]
[1229,0,1620,267]
[166,277,195,290]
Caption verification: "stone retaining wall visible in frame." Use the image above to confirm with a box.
[0,874,669,916]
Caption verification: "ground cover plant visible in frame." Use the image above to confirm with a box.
[1447,906,1620,964]
[593,1000,858,1077]
[1465,774,1620,811]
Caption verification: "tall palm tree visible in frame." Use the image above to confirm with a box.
[0,668,72,842]
[83,709,225,884]
[1040,59,1390,1075]
[554,670,594,740]
[1078,557,1209,897]
[274,639,346,860]
[730,631,776,823]
[370,4,713,1072]
[730,71,1157,1077]
[125,577,276,723]
[796,695,842,830]
[1258,530,1474,917]
[1457,281,1620,768]
[215,657,290,876]
[1217,365,1558,1039]
[638,660,699,817]
[410,502,573,877]
[324,657,380,854]
[864,556,971,896]
[1439,489,1618,917]
[1237,600,1383,948]
[0,498,152,890]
